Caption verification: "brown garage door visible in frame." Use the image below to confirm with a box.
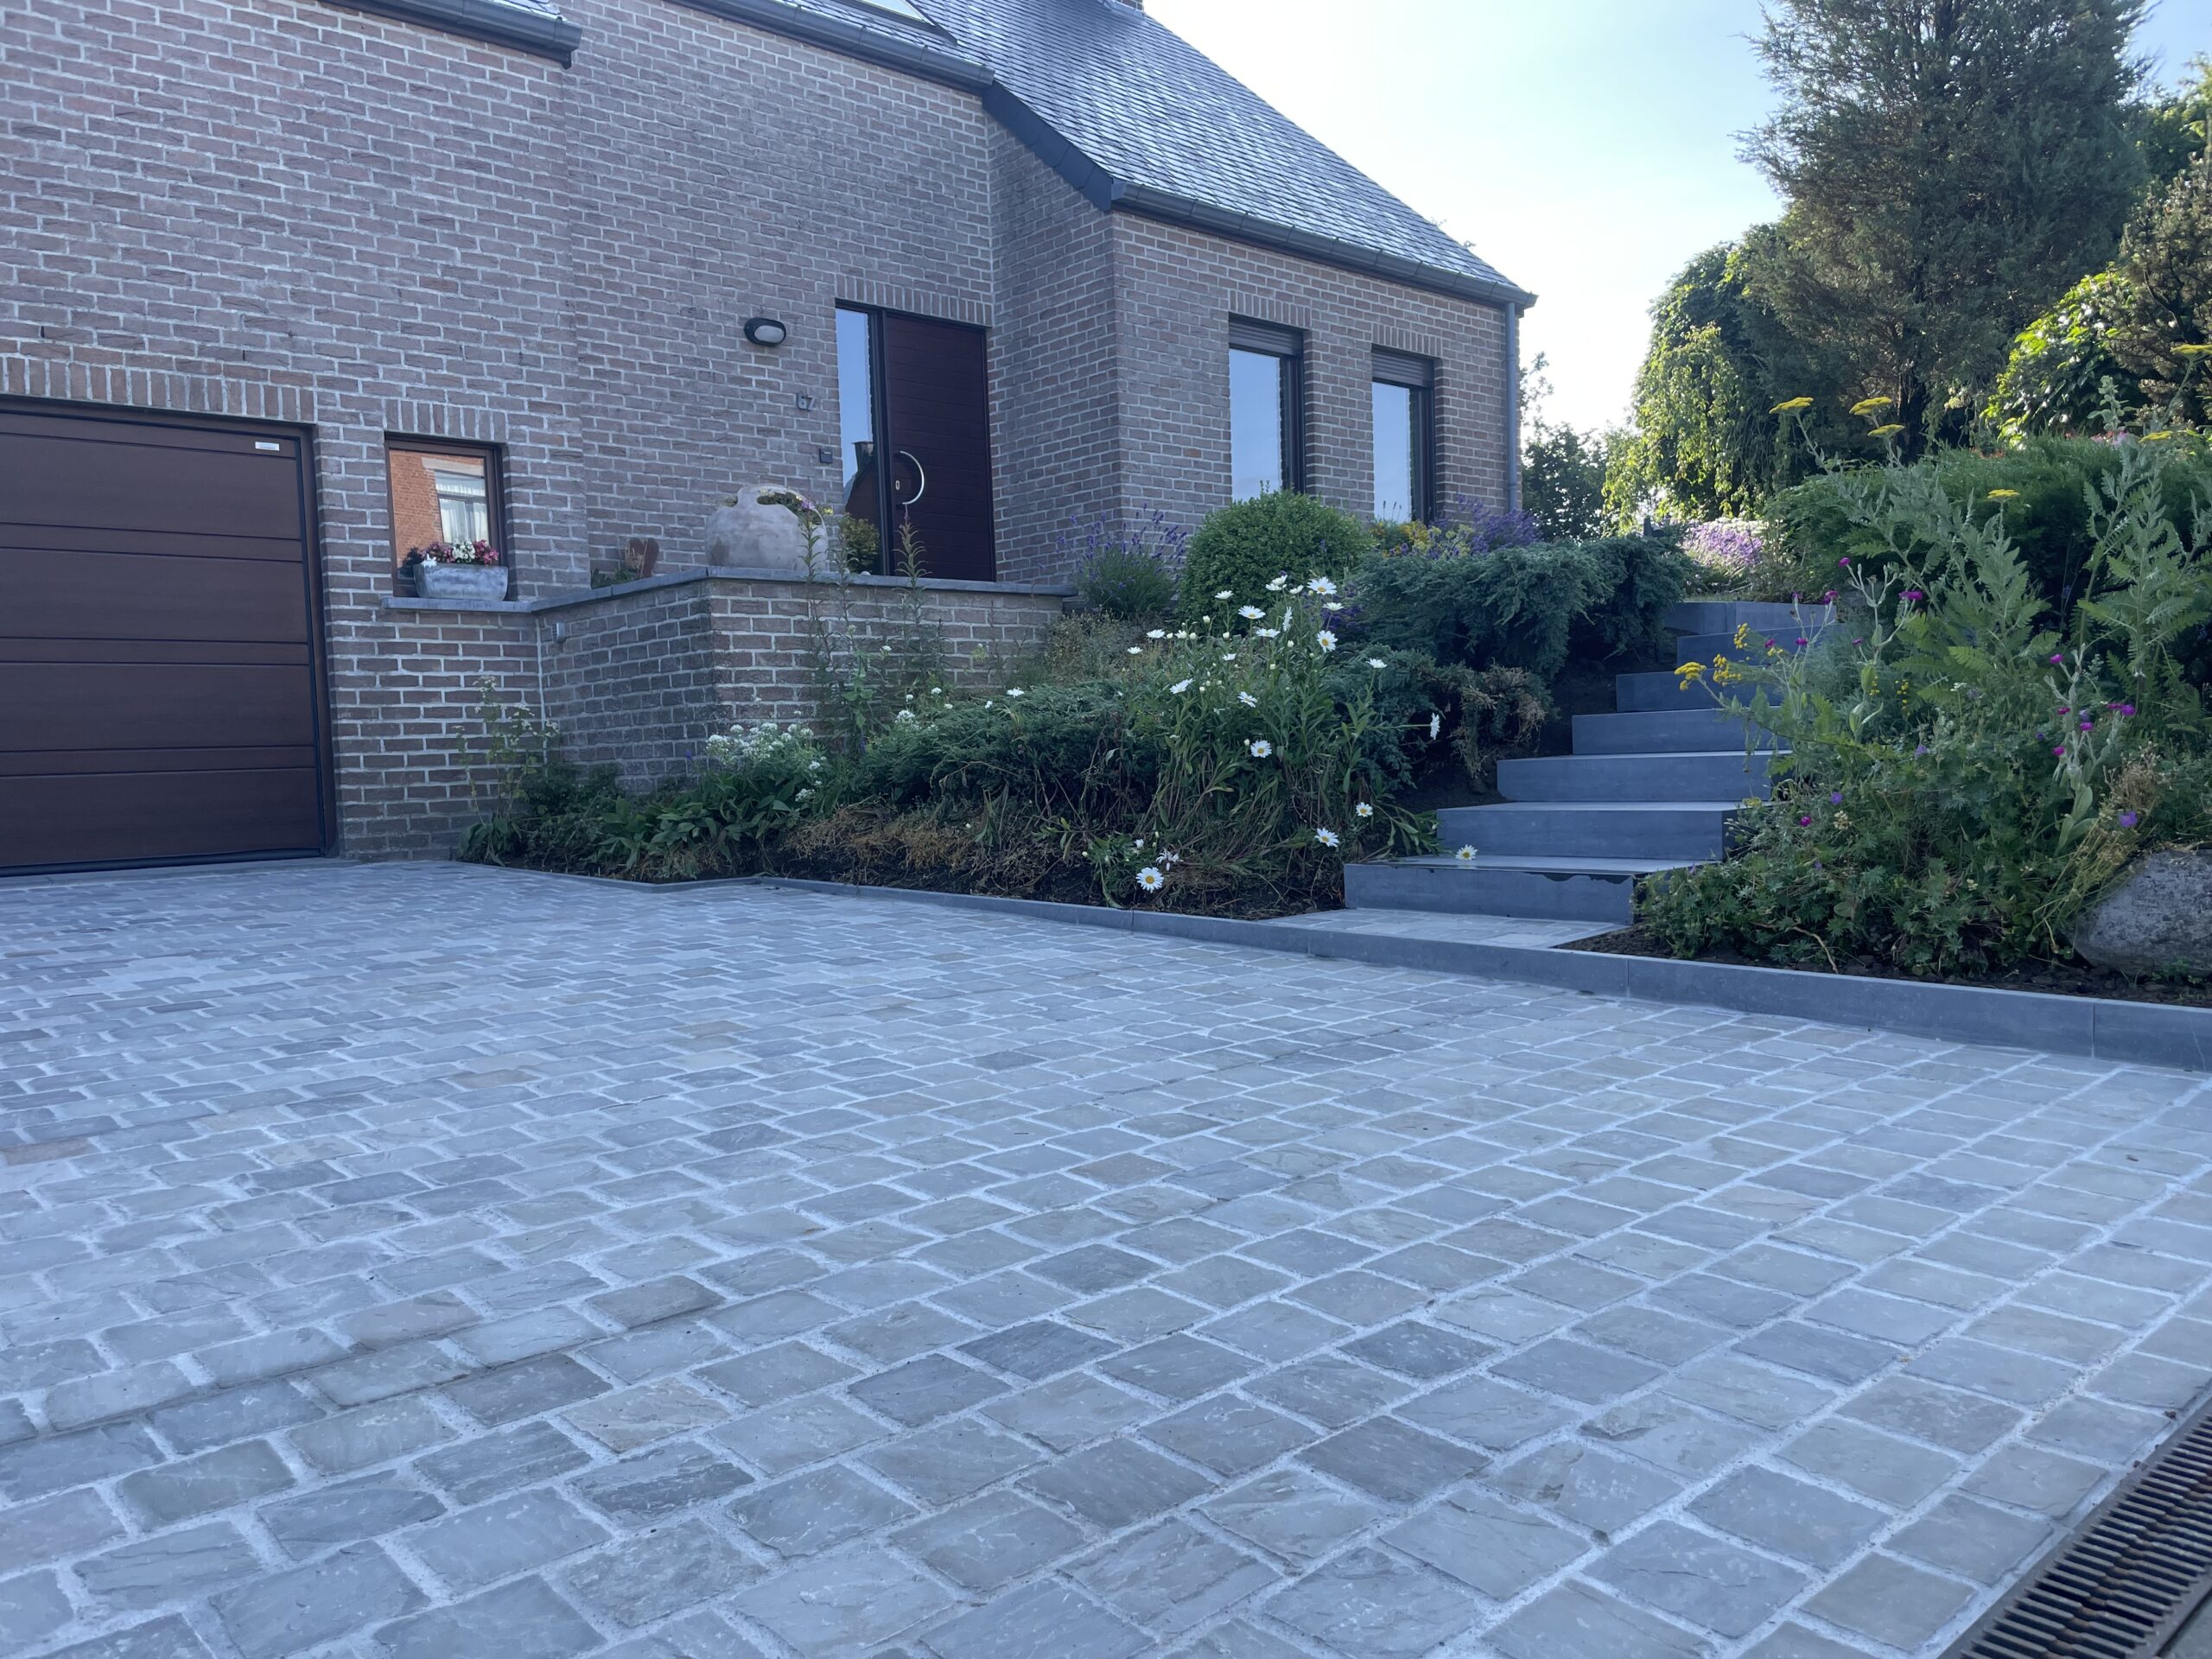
[0,403,329,872]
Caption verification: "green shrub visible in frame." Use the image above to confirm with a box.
[1770,436,2212,618]
[1346,534,1688,684]
[853,682,1159,821]
[1644,439,2212,976]
[1176,492,1371,626]
[1077,547,1177,620]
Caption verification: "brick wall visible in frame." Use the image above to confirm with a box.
[2,0,1511,859]
[1109,214,1513,541]
[346,572,1067,857]
[988,130,1122,583]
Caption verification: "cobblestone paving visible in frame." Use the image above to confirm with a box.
[3,861,2210,1659]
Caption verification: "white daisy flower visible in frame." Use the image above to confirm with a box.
[1238,691,1259,708]
[1368,658,1387,670]
[1007,688,1025,698]
[1428,712,1442,740]
[1134,838,1146,850]
[1169,678,1192,695]
[1221,653,1237,662]
[1127,645,1144,655]
[1249,739,1274,758]
[1324,601,1344,612]
[1314,827,1341,848]
[1136,866,1166,892]
[1267,575,1289,592]
[1254,627,1281,639]
[894,709,916,722]
[1306,575,1338,595]
[1356,802,1374,818]
[1147,629,1166,639]
[1238,605,1266,620]
[1315,630,1338,651]
[1455,844,1478,862]
[1214,588,1233,601]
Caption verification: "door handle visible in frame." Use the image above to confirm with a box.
[895,450,927,508]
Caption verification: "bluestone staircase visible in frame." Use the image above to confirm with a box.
[1343,601,1828,927]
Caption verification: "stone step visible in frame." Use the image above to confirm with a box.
[1435,801,1738,861]
[1614,671,1716,713]
[1664,600,1831,636]
[1676,626,1828,668]
[1573,706,1779,756]
[1497,749,1774,804]
[1346,855,1689,924]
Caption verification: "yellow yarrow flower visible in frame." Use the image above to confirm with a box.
[1867,423,1906,438]
[1675,661,1707,683]
[1770,397,1814,413]
[2172,343,2212,358]
[1733,624,1751,648]
[1850,395,1895,416]
[1987,489,2020,500]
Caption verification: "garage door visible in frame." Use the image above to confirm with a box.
[0,403,329,872]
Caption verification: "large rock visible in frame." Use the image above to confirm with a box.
[2071,850,2212,977]
[703,486,815,572]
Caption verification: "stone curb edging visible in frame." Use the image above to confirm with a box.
[738,874,2212,1074]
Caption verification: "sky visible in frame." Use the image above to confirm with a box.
[1146,0,2212,436]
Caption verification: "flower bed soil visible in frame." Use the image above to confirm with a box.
[1563,925,2212,1009]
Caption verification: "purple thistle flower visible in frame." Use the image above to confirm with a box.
[2120,810,2140,829]
[1797,815,1813,826]
[1828,791,1842,804]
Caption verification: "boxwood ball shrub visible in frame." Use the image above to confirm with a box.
[1176,492,1372,627]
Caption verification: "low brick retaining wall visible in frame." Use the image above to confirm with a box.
[349,567,1069,858]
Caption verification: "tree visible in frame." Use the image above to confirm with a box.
[2141,56,2212,191]
[1986,270,2135,437]
[1745,0,2149,452]
[2109,151,2212,426]
[1518,353,1617,539]
[1604,234,1847,522]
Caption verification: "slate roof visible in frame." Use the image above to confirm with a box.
[912,0,1530,306]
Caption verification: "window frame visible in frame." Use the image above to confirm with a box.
[1371,348,1435,524]
[1228,318,1306,499]
[385,435,509,593]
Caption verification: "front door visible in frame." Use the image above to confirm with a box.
[836,306,995,582]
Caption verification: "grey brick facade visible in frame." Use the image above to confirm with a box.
[0,0,1524,857]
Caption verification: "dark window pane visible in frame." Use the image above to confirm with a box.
[1373,381,1416,521]
[1230,346,1287,499]
[836,307,881,556]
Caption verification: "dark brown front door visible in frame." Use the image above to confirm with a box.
[837,306,996,582]
[0,403,329,872]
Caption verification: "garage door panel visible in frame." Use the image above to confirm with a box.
[0,664,318,753]
[0,639,309,666]
[0,549,311,644]
[0,771,323,868]
[0,521,311,563]
[0,745,318,778]
[0,430,304,542]
[1,402,328,872]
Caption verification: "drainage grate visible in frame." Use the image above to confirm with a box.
[1947,1396,2212,1659]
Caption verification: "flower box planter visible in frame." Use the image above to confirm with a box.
[419,562,509,601]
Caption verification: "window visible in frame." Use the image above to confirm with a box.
[386,439,505,581]
[1372,349,1433,523]
[1229,320,1304,499]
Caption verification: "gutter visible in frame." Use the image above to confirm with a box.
[321,0,582,64]
[1505,302,1522,512]
[1111,183,1538,312]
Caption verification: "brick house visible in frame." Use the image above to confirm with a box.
[0,0,1531,867]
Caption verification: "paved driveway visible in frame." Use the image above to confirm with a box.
[3,863,2210,1659]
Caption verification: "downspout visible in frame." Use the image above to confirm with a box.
[1503,302,1522,514]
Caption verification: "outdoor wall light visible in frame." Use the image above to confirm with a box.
[743,316,789,347]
